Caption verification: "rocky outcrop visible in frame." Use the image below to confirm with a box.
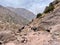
[39,2,60,30]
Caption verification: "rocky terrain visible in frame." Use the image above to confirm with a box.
[0,0,60,45]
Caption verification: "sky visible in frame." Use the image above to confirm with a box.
[0,0,54,14]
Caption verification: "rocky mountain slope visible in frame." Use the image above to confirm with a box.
[0,0,60,45]
[7,7,36,21]
[0,5,29,25]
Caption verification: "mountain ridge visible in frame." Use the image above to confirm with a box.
[7,7,36,21]
[0,5,29,25]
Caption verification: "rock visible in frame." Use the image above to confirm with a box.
[31,27,38,31]
[0,30,16,43]
[46,29,50,32]
[0,41,3,45]
[5,42,15,45]
[18,26,25,33]
[21,37,27,43]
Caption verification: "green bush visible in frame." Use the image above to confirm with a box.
[36,13,42,18]
[44,3,54,13]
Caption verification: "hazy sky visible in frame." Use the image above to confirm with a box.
[0,0,54,14]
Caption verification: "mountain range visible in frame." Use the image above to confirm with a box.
[7,7,36,21]
[0,5,36,25]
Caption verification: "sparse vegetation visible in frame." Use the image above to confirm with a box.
[36,13,42,18]
[44,2,54,13]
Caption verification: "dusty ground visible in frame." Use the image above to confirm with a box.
[0,21,60,45]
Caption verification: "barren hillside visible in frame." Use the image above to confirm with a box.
[7,7,36,21]
[0,5,29,25]
[0,0,60,45]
